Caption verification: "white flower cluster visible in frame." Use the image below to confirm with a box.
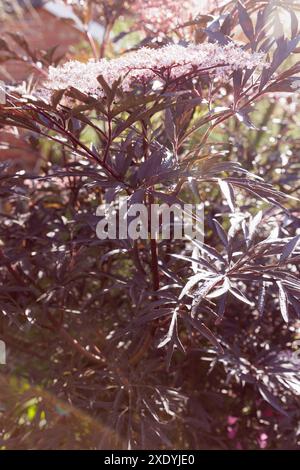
[46,42,266,98]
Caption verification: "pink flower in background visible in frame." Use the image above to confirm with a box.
[258,432,268,449]
[227,415,239,440]
[134,0,197,34]
[46,42,265,98]
[227,415,239,425]
[134,0,227,34]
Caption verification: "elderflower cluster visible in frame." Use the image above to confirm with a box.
[134,0,198,34]
[134,0,226,34]
[46,42,265,98]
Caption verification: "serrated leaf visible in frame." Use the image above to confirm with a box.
[188,316,223,353]
[212,218,228,247]
[277,281,289,323]
[190,276,224,314]
[137,151,163,182]
[237,1,254,41]
[218,179,235,212]
[207,278,231,299]
[230,286,254,307]
[290,9,299,38]
[258,383,288,416]
[179,273,204,300]
[280,234,300,263]
[249,211,263,240]
[258,282,266,316]
[165,107,176,143]
[236,110,257,129]
[51,89,65,108]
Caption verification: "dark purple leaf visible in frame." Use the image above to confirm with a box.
[237,1,254,41]
[280,234,300,263]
